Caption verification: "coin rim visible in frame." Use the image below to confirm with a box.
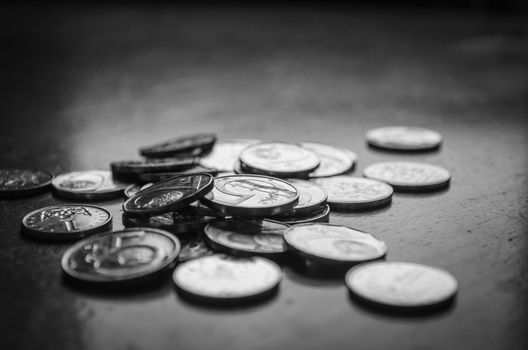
[51,170,128,200]
[0,169,54,198]
[366,126,443,151]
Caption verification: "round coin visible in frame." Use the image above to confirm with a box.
[363,161,451,191]
[300,142,357,178]
[135,166,218,183]
[52,170,128,200]
[122,211,210,235]
[173,255,282,301]
[272,204,330,225]
[140,133,217,158]
[22,204,112,241]
[366,126,442,151]
[0,169,53,198]
[277,179,327,216]
[199,139,260,172]
[346,261,458,309]
[61,228,180,283]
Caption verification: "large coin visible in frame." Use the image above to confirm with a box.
[140,133,216,158]
[200,174,299,217]
[22,204,112,241]
[239,142,320,178]
[173,255,282,301]
[199,139,260,172]
[61,228,180,283]
[52,170,128,200]
[313,176,392,210]
[271,204,330,225]
[278,179,327,216]
[283,223,387,265]
[363,161,451,191]
[366,126,442,151]
[300,142,357,178]
[0,169,53,198]
[346,261,458,309]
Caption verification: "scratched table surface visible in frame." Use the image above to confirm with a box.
[1,3,527,350]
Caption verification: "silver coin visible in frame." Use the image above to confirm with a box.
[313,176,392,210]
[178,237,215,262]
[239,142,320,178]
[363,161,451,191]
[199,139,260,172]
[52,170,128,200]
[272,204,330,225]
[22,205,112,241]
[61,228,180,283]
[366,126,442,151]
[346,261,458,309]
[173,255,282,301]
[0,169,53,198]
[124,183,153,198]
[279,179,327,216]
[300,142,357,178]
[200,174,299,217]
[284,223,387,265]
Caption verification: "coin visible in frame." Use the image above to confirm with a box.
[300,142,357,178]
[122,211,210,235]
[199,139,260,172]
[124,183,153,198]
[277,179,327,216]
[52,170,128,200]
[272,204,330,225]
[140,133,217,158]
[363,161,451,191]
[111,159,198,181]
[123,174,214,216]
[0,169,53,198]
[283,223,387,265]
[178,237,215,262]
[366,126,442,151]
[61,228,180,283]
[313,176,392,210]
[239,142,320,178]
[200,174,299,217]
[22,204,112,241]
[204,219,288,256]
[173,255,282,301]
[135,166,218,183]
[346,261,458,309]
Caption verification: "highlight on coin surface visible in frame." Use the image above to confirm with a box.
[366,126,442,151]
[300,142,357,178]
[0,169,53,198]
[52,170,128,200]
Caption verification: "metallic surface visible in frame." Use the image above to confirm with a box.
[52,170,128,200]
[0,169,53,197]
[199,139,260,172]
[140,133,216,158]
[366,126,443,151]
[301,142,357,178]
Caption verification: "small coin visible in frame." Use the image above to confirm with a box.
[178,237,215,262]
[239,142,320,178]
[300,142,357,178]
[22,204,112,241]
[123,174,214,216]
[346,261,458,309]
[52,170,128,200]
[272,204,330,225]
[135,166,218,183]
[199,139,260,172]
[366,126,442,151]
[283,223,387,265]
[140,133,217,158]
[277,179,327,216]
[61,228,180,283]
[173,255,282,301]
[0,169,53,198]
[313,176,392,210]
[124,183,153,198]
[363,161,451,191]
[200,174,299,217]
[204,219,288,256]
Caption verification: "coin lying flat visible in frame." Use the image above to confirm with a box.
[363,161,451,191]
[199,139,260,172]
[173,255,282,301]
[0,169,53,198]
[313,176,392,210]
[111,159,199,181]
[124,183,153,198]
[200,174,299,217]
[22,205,112,241]
[277,179,327,216]
[52,170,128,200]
[284,223,387,265]
[178,237,215,262]
[239,142,320,178]
[272,204,330,225]
[122,211,210,235]
[140,133,217,158]
[366,126,442,151]
[300,142,357,178]
[61,228,180,283]
[346,261,458,309]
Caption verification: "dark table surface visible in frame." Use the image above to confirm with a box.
[1,3,527,350]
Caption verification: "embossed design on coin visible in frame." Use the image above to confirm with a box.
[366,126,442,151]
[0,169,53,197]
[124,183,153,198]
[199,139,260,172]
[300,142,357,178]
[52,170,127,200]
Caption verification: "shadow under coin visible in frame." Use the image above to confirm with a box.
[367,143,442,155]
[393,183,451,197]
[329,202,393,216]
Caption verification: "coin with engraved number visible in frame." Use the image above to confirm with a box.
[140,133,217,158]
[124,183,153,198]
[271,204,330,225]
[366,126,442,151]
[346,261,458,309]
[363,161,451,191]
[239,142,320,178]
[173,255,282,301]
[277,179,327,216]
[283,223,387,265]
[313,176,392,210]
[0,169,53,198]
[200,174,299,217]
[300,142,357,178]
[22,204,112,240]
[199,139,260,172]
[61,228,180,283]
[52,170,128,200]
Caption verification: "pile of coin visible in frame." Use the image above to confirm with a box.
[2,127,457,310]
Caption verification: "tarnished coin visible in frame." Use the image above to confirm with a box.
[284,223,387,265]
[366,126,442,151]
[204,219,288,256]
[123,174,214,216]
[346,261,458,309]
[52,170,128,200]
[0,169,53,198]
[300,142,357,178]
[200,174,299,217]
[363,161,451,191]
[278,179,327,216]
[313,176,392,210]
[239,142,320,178]
[135,166,218,183]
[178,237,215,262]
[61,228,180,283]
[272,204,330,225]
[140,133,216,158]
[173,255,282,301]
[124,183,153,198]
[22,205,112,241]
[199,139,260,172]
[122,211,210,235]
